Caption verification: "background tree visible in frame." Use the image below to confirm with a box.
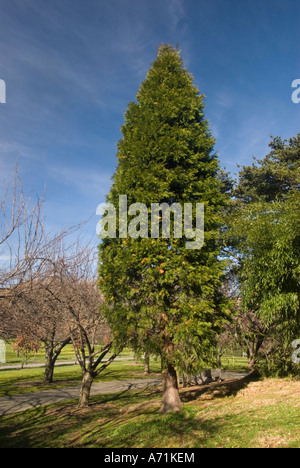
[0,167,88,383]
[99,44,229,413]
[12,335,41,369]
[0,166,44,293]
[11,279,73,384]
[218,308,269,371]
[225,134,300,376]
[44,241,120,408]
[234,134,300,203]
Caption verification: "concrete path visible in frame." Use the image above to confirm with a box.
[0,370,248,417]
[0,361,77,371]
[0,378,162,416]
[0,357,133,371]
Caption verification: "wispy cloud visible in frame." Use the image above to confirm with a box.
[215,90,235,109]
[167,0,186,33]
[48,163,113,200]
[1,0,297,238]
[0,141,44,161]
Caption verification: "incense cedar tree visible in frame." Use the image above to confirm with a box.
[98,45,229,413]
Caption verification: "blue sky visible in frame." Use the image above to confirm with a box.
[0,0,299,239]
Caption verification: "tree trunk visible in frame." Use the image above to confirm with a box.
[78,372,94,408]
[182,373,188,388]
[247,347,258,371]
[248,357,256,371]
[44,361,55,383]
[217,350,223,369]
[160,364,183,414]
[43,338,71,384]
[44,348,57,384]
[247,335,265,371]
[144,353,150,374]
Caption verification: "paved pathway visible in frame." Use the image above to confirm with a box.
[0,357,133,371]
[0,370,248,417]
[0,361,77,371]
[0,378,162,416]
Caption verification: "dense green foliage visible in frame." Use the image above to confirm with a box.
[99,45,229,375]
[234,134,300,203]
[226,134,300,375]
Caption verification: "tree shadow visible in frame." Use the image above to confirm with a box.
[0,405,48,448]
[88,385,162,409]
[180,372,259,404]
[0,374,261,448]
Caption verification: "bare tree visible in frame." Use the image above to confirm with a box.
[0,166,81,294]
[217,306,269,371]
[0,170,122,396]
[6,280,72,382]
[0,166,38,291]
[40,241,122,407]
[0,167,82,381]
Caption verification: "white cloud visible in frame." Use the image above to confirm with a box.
[48,163,112,199]
[167,0,186,33]
[216,90,235,109]
[0,141,43,161]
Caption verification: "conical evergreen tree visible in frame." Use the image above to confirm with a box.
[99,45,228,413]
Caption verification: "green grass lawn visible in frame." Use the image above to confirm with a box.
[0,377,299,448]
[0,343,136,367]
[1,342,249,371]
[0,345,248,397]
[221,356,249,372]
[0,359,162,397]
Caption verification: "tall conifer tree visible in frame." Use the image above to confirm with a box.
[99,45,228,413]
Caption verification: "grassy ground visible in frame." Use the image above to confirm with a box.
[0,344,248,398]
[0,359,162,397]
[221,356,249,372]
[0,343,135,367]
[0,377,299,448]
[1,342,248,371]
[0,343,75,366]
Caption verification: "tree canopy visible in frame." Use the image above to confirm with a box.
[98,45,229,411]
[225,134,300,375]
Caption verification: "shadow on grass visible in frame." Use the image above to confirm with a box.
[180,372,259,404]
[0,387,161,448]
[84,374,260,449]
[0,374,259,448]
[79,402,236,449]
[0,405,48,448]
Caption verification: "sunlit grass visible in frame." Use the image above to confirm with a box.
[0,343,135,367]
[0,359,161,397]
[0,378,299,448]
